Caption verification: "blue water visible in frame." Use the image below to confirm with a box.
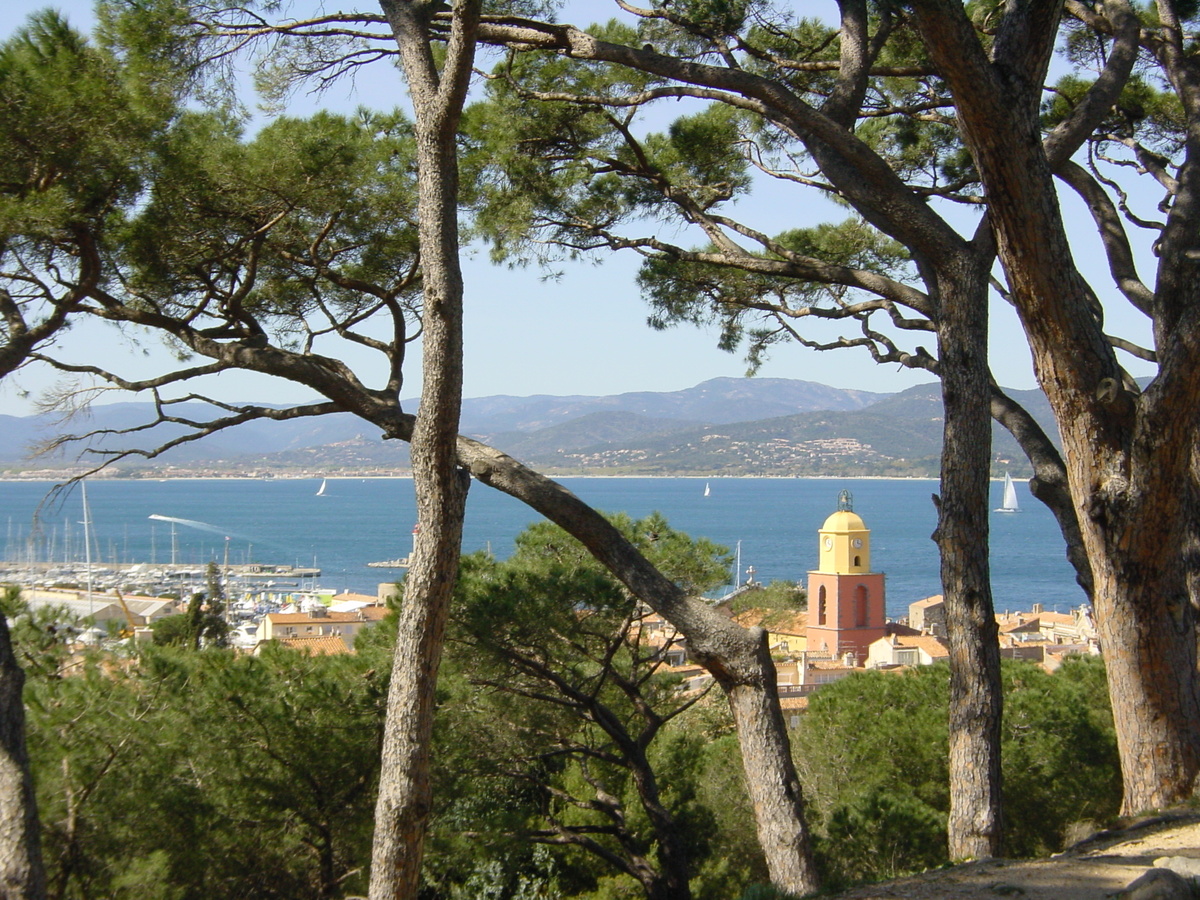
[0,477,1084,618]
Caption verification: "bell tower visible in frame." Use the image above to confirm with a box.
[806,491,886,664]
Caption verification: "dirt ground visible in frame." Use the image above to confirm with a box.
[828,811,1200,900]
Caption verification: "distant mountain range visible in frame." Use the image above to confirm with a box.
[0,376,1056,478]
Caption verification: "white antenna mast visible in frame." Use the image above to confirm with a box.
[81,481,94,617]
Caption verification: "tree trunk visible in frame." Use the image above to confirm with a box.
[368,1,480,896]
[0,613,46,900]
[934,263,1002,859]
[723,640,814,894]
[625,749,691,900]
[1092,544,1200,811]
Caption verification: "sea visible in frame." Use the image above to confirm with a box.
[0,477,1084,619]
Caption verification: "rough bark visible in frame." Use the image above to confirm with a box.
[0,613,46,900]
[934,261,1002,859]
[722,642,812,893]
[367,0,479,896]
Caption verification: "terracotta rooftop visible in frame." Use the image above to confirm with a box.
[267,607,388,625]
[997,617,1035,633]
[1038,611,1075,626]
[998,633,1053,648]
[331,591,379,604]
[808,659,860,673]
[276,635,351,655]
[911,594,945,608]
[732,607,808,636]
[890,633,950,659]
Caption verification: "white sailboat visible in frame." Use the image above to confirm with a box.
[316,479,327,497]
[703,482,711,497]
[995,472,1021,513]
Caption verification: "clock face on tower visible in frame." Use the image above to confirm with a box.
[852,538,863,548]
[823,536,833,550]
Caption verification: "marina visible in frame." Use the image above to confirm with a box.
[0,560,322,596]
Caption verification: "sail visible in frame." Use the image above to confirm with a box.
[704,482,711,497]
[996,472,1020,512]
[316,479,327,497]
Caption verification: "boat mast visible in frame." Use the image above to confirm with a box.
[82,481,94,617]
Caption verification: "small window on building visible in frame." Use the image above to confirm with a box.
[818,586,827,626]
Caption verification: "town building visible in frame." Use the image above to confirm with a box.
[20,587,178,634]
[805,490,887,664]
[256,604,389,650]
[865,632,951,668]
[908,594,946,636]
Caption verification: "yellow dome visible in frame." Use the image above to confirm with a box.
[821,509,866,533]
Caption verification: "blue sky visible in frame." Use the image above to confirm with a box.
[0,1,1159,417]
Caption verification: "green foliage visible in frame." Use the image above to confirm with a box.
[1000,656,1122,856]
[149,612,193,647]
[152,564,228,648]
[424,516,757,898]
[817,788,947,887]
[120,106,421,340]
[464,34,756,262]
[1043,73,1186,156]
[794,658,1122,886]
[1,585,86,678]
[0,10,168,240]
[25,644,386,899]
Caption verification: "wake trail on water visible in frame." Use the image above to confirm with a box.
[147,514,297,557]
